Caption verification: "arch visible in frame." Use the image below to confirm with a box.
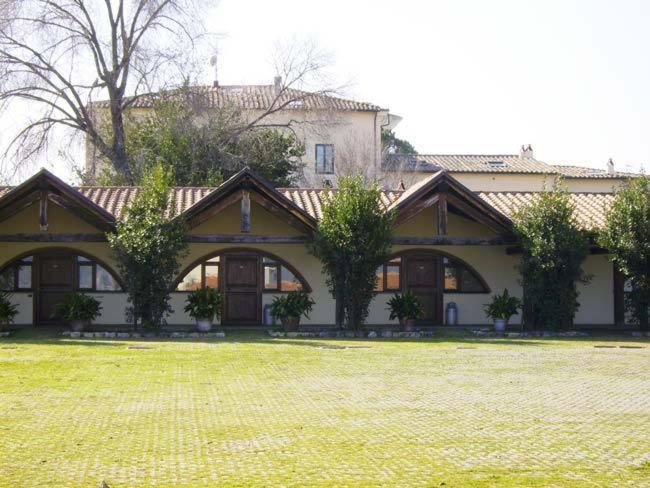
[0,246,124,291]
[384,248,490,294]
[175,247,312,293]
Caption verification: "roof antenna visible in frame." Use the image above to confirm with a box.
[209,51,219,88]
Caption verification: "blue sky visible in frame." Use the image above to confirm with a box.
[2,0,649,181]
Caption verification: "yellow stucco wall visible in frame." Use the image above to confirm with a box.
[191,201,301,235]
[436,173,626,193]
[0,195,618,327]
[0,203,100,233]
[394,205,497,238]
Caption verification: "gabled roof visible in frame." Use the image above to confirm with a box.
[477,191,614,231]
[0,170,619,233]
[388,171,514,235]
[181,168,318,233]
[0,168,116,232]
[386,154,640,178]
[91,85,384,112]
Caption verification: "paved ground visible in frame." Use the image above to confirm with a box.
[0,331,648,487]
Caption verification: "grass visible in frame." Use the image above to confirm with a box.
[0,330,648,487]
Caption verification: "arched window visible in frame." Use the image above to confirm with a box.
[374,251,489,294]
[176,250,310,292]
[0,252,122,292]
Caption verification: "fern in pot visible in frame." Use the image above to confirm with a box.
[270,291,315,332]
[484,289,522,333]
[184,287,222,332]
[0,291,18,332]
[387,291,423,332]
[54,292,102,332]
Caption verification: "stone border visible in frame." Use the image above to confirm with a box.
[62,331,225,339]
[267,330,440,339]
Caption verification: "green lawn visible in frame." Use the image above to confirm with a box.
[0,331,648,487]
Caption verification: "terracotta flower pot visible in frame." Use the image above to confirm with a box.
[281,316,300,332]
[399,318,416,332]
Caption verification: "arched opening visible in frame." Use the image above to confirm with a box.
[175,248,311,325]
[373,249,489,325]
[0,248,122,326]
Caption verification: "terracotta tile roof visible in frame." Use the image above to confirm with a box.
[386,154,553,174]
[91,85,383,112]
[277,188,403,220]
[550,164,640,179]
[76,186,215,219]
[0,184,614,230]
[387,155,640,178]
[477,192,614,230]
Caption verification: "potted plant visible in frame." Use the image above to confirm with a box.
[270,291,315,331]
[54,292,102,332]
[0,291,18,331]
[184,287,222,332]
[387,291,423,332]
[484,289,522,333]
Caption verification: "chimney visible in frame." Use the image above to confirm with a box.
[274,75,282,93]
[209,54,219,88]
[519,144,534,159]
[607,158,615,175]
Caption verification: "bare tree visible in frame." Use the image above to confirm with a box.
[0,0,208,184]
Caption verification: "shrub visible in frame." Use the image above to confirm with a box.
[184,288,222,321]
[270,291,315,320]
[108,163,188,329]
[514,182,591,330]
[484,289,522,321]
[54,293,102,323]
[0,291,18,328]
[387,291,423,321]
[311,176,394,329]
[599,176,650,330]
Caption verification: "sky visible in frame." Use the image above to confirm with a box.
[2,0,650,182]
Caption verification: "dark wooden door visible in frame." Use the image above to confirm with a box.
[405,255,442,325]
[37,255,74,325]
[224,256,260,324]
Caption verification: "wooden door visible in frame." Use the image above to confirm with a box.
[405,255,442,325]
[224,256,260,324]
[37,255,74,325]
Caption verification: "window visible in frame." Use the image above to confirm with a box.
[374,258,402,292]
[315,144,334,174]
[177,256,221,291]
[263,257,302,292]
[75,256,121,291]
[443,257,486,293]
[176,253,308,292]
[373,254,487,294]
[0,256,33,291]
[0,254,121,292]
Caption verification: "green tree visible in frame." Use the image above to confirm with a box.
[514,182,591,330]
[108,163,188,329]
[381,129,416,154]
[599,176,650,331]
[311,176,394,330]
[96,94,305,187]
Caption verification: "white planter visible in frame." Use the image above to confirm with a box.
[195,319,213,332]
[493,318,508,333]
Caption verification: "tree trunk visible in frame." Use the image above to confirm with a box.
[639,299,649,332]
[335,289,344,329]
[109,98,135,184]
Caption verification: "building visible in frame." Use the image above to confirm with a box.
[86,80,401,186]
[0,167,631,329]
